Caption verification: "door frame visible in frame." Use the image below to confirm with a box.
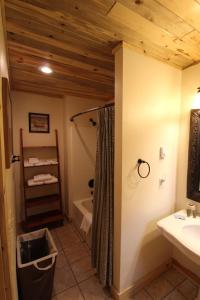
[0,137,12,300]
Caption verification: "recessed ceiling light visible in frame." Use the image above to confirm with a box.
[39,66,53,74]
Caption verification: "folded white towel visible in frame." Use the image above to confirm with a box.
[33,174,52,181]
[28,157,39,164]
[27,179,44,186]
[80,212,92,235]
[24,159,58,167]
[44,176,58,184]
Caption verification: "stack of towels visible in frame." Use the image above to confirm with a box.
[27,174,58,186]
[24,157,58,167]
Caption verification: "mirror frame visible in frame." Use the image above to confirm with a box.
[187,109,200,201]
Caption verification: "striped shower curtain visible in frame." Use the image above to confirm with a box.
[91,105,114,287]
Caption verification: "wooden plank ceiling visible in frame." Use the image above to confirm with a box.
[4,0,200,100]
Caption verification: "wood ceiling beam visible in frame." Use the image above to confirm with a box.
[17,0,115,17]
[12,81,111,100]
[8,45,114,87]
[5,21,113,65]
[5,0,116,48]
[7,37,114,73]
[108,2,200,61]
[5,0,200,98]
[21,0,196,67]
[10,69,113,96]
[6,33,114,78]
[10,63,113,93]
[7,21,193,71]
[156,0,200,33]
[117,0,193,38]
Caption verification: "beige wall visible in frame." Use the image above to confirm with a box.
[174,63,200,276]
[0,3,18,299]
[64,96,104,218]
[12,91,65,221]
[12,92,104,221]
[114,43,182,293]
[176,63,200,211]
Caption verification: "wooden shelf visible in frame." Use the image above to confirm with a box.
[25,181,59,188]
[26,194,60,208]
[24,210,64,230]
[20,128,63,231]
[24,163,58,168]
[23,146,56,149]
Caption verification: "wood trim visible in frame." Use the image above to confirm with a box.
[172,258,200,285]
[55,129,63,214]
[111,259,172,300]
[0,236,7,300]
[0,141,12,300]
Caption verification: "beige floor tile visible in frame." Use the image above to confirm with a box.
[177,279,198,300]
[63,242,90,264]
[163,289,186,300]
[53,235,63,251]
[163,268,186,287]
[56,223,76,237]
[145,276,174,300]
[53,286,84,300]
[50,228,58,239]
[58,230,81,249]
[56,251,70,270]
[71,255,95,283]
[129,289,152,300]
[79,276,112,300]
[53,267,76,295]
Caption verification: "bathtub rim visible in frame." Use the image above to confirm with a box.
[73,197,93,217]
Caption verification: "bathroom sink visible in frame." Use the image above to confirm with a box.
[182,225,200,247]
[157,210,200,266]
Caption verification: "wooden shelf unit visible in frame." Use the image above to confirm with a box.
[20,128,64,231]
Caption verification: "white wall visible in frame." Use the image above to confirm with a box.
[12,91,65,221]
[0,3,18,299]
[64,96,104,218]
[114,43,182,293]
[174,63,200,277]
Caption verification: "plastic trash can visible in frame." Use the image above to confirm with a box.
[17,228,58,300]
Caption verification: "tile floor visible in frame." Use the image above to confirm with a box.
[51,221,112,300]
[51,222,199,300]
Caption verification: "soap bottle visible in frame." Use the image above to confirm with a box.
[186,203,192,217]
[191,204,197,218]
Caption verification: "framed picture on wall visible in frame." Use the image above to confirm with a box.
[29,113,50,133]
[2,77,13,169]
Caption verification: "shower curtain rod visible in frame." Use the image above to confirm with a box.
[70,102,114,122]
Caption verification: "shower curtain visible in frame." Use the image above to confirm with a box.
[91,105,114,287]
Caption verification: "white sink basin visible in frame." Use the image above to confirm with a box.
[182,225,200,247]
[157,210,200,266]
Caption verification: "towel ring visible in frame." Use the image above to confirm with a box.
[137,159,150,178]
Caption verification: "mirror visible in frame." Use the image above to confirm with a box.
[187,109,200,201]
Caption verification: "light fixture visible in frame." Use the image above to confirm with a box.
[192,87,200,109]
[39,66,53,74]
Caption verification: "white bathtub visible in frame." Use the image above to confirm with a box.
[73,197,93,247]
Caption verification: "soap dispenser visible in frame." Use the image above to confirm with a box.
[191,204,197,218]
[186,203,192,217]
[187,203,196,218]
